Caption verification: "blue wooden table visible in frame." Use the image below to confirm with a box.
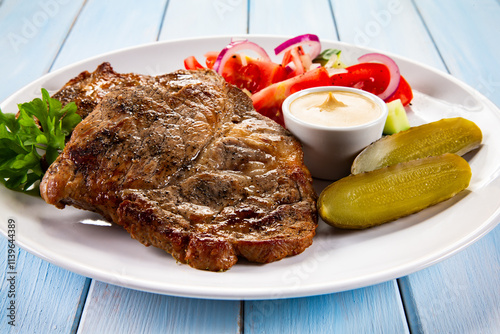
[1,0,499,333]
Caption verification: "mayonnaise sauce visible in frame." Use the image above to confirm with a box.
[289,91,382,127]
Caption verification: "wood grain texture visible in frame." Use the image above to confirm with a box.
[330,0,446,70]
[400,225,500,333]
[1,0,500,333]
[0,239,90,334]
[245,281,409,333]
[397,1,500,332]
[414,0,500,106]
[77,281,242,334]
[0,1,91,333]
[248,0,338,40]
[0,0,85,102]
[51,0,168,70]
[158,0,248,40]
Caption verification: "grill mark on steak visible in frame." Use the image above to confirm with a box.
[42,65,318,271]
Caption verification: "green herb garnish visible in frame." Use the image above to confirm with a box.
[0,88,81,194]
[313,48,345,68]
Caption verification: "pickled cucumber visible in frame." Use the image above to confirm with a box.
[352,117,482,174]
[318,153,472,229]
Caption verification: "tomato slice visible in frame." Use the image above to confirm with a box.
[183,53,287,94]
[385,76,413,106]
[183,56,205,70]
[330,63,413,105]
[204,51,218,69]
[251,67,331,126]
[221,55,287,94]
[330,63,390,96]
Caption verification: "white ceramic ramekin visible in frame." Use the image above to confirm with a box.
[282,86,388,180]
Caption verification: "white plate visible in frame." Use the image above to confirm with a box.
[1,36,500,300]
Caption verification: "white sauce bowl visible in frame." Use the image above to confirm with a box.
[283,86,389,180]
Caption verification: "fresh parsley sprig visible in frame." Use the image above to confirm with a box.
[0,88,81,194]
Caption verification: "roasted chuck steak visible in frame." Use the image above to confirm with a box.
[41,65,318,271]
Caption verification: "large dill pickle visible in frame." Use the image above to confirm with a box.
[318,153,471,229]
[351,117,482,174]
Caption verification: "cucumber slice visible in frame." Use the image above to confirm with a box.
[383,99,410,135]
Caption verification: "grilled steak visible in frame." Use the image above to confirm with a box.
[52,62,154,119]
[41,67,318,271]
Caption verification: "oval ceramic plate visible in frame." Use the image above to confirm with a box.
[1,36,499,300]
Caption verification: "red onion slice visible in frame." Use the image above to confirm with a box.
[358,53,401,100]
[274,34,321,60]
[213,40,271,74]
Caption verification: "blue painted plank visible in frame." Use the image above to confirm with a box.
[0,1,91,332]
[0,0,85,102]
[414,0,500,107]
[51,0,168,70]
[400,225,500,333]
[0,238,90,333]
[158,0,248,40]
[245,281,409,334]
[78,281,242,334]
[248,0,338,40]
[396,0,500,332]
[330,0,446,70]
